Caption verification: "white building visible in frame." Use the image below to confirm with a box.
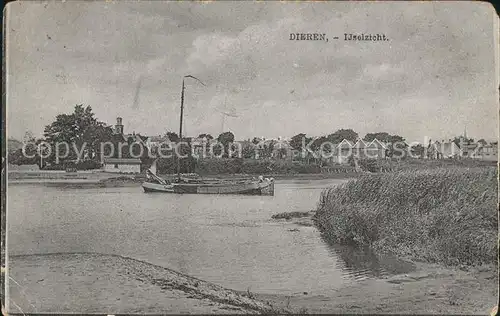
[103,158,141,173]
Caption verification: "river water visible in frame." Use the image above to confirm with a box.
[7,179,415,295]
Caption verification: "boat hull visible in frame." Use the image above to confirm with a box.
[142,181,175,193]
[142,179,274,195]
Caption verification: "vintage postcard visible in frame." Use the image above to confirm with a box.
[2,1,499,314]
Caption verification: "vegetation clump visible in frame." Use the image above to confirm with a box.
[314,167,498,266]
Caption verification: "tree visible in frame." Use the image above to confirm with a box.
[8,132,41,165]
[43,104,108,163]
[290,133,317,162]
[198,133,213,140]
[241,141,256,159]
[161,132,191,172]
[277,148,288,159]
[311,136,329,151]
[7,138,23,153]
[260,140,276,159]
[452,136,474,148]
[165,132,180,143]
[477,139,487,145]
[177,138,193,169]
[252,137,262,145]
[327,129,358,144]
[312,135,335,164]
[8,148,38,165]
[22,131,36,144]
[410,143,425,158]
[44,113,77,144]
[388,135,407,158]
[44,104,98,143]
[363,132,391,143]
[389,135,405,144]
[217,131,235,144]
[83,124,114,160]
[290,133,307,151]
[217,131,235,157]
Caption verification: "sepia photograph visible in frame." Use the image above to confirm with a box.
[2,1,499,314]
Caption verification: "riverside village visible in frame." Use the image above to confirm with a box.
[3,1,498,315]
[7,115,499,176]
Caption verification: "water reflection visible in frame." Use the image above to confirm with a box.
[320,233,416,280]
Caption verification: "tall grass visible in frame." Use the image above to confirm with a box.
[314,167,498,266]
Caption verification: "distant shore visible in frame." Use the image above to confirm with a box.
[9,157,496,185]
[7,171,358,186]
[162,173,359,181]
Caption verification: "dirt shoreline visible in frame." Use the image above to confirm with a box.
[6,250,497,315]
[6,253,288,314]
[251,262,498,314]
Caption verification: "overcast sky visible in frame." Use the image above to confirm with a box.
[5,1,499,143]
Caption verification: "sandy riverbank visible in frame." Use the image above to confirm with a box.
[6,253,287,314]
[251,262,498,314]
[6,252,497,314]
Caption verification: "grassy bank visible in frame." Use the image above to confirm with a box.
[314,167,498,266]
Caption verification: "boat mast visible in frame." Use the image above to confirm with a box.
[176,75,205,181]
[220,94,227,133]
[177,79,185,180]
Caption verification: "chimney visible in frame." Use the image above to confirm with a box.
[115,117,124,135]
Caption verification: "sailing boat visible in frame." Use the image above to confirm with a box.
[142,76,275,195]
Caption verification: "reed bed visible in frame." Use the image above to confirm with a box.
[314,167,498,266]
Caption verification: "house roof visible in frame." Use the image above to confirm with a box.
[103,158,142,164]
[123,134,146,144]
[111,133,127,143]
[367,139,388,149]
[430,141,461,156]
[147,135,164,142]
[337,139,354,148]
[461,143,478,148]
[105,134,151,159]
[137,134,149,142]
[353,139,368,149]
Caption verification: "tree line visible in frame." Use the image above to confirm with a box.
[9,104,483,169]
